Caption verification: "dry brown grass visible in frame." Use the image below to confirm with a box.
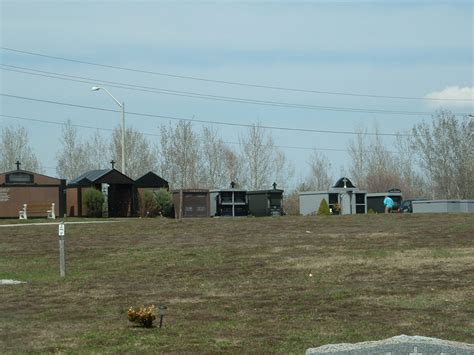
[0,213,473,353]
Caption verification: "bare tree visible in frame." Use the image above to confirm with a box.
[274,150,294,190]
[347,128,369,188]
[282,189,300,215]
[84,130,110,170]
[347,125,423,195]
[222,147,245,188]
[394,134,426,199]
[305,151,332,190]
[201,126,235,188]
[0,126,40,173]
[239,124,291,190]
[110,125,159,179]
[364,131,399,192]
[56,121,91,180]
[411,110,473,199]
[348,127,401,192]
[159,121,201,189]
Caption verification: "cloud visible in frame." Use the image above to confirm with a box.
[424,86,474,108]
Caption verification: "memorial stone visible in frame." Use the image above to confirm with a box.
[306,335,474,355]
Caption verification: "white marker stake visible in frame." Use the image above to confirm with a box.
[58,222,65,278]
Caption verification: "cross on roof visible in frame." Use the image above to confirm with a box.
[110,160,116,169]
[15,160,21,170]
[342,177,348,188]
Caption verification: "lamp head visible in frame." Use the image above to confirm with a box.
[91,86,101,91]
[158,305,167,315]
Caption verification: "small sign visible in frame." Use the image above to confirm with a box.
[58,223,65,236]
[0,188,10,202]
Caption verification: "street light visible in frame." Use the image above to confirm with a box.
[91,86,126,175]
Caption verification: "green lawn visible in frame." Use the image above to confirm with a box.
[1,214,473,353]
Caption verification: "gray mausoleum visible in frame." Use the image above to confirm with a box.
[299,177,367,215]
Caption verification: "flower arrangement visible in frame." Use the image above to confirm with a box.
[127,305,156,328]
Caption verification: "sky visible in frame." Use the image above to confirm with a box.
[0,0,473,189]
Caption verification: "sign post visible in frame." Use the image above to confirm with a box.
[58,222,66,278]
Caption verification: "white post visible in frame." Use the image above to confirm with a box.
[58,222,66,278]
[232,190,235,217]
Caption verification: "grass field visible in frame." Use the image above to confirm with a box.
[1,214,473,353]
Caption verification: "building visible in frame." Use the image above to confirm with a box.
[366,189,403,213]
[172,189,210,218]
[412,200,474,213]
[134,171,169,216]
[0,163,66,218]
[66,168,134,217]
[210,183,247,217]
[299,177,367,215]
[247,183,284,216]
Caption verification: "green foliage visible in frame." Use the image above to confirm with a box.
[368,208,375,214]
[317,198,330,216]
[141,190,159,217]
[83,188,104,217]
[155,188,173,217]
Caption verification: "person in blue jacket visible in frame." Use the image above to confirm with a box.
[384,196,394,214]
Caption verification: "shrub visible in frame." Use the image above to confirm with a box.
[83,188,104,217]
[155,188,173,217]
[141,190,159,217]
[317,198,330,216]
[127,305,156,328]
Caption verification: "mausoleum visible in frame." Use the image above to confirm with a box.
[66,166,134,217]
[0,162,66,218]
[299,177,367,215]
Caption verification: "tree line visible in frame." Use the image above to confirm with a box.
[1,110,472,202]
[0,119,293,191]
[285,111,472,213]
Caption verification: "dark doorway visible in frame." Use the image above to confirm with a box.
[108,184,132,217]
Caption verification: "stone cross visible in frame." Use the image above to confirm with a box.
[273,182,277,190]
[342,177,348,188]
[15,160,21,170]
[110,160,116,169]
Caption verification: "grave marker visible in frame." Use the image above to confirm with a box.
[306,335,474,355]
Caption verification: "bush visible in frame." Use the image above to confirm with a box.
[83,188,104,217]
[155,188,173,217]
[317,199,330,216]
[141,190,159,217]
[127,305,156,328]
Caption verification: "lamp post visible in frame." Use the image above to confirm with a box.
[158,305,167,328]
[91,86,126,175]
